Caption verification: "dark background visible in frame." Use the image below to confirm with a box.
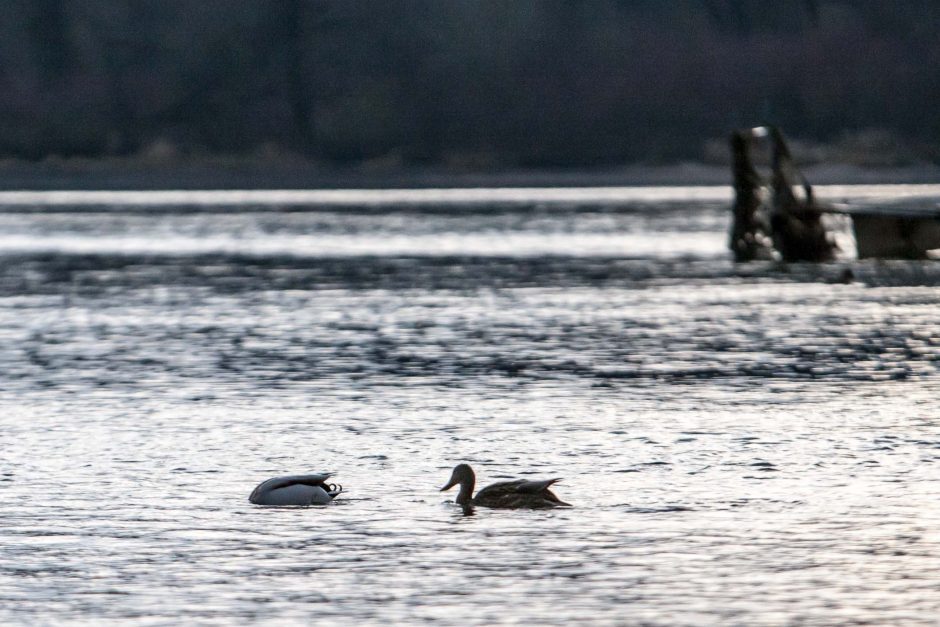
[3,1,939,170]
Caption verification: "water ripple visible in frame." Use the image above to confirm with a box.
[1,192,940,624]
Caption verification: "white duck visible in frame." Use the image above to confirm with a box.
[249,473,342,506]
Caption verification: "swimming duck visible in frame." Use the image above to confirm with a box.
[249,473,342,506]
[440,463,570,509]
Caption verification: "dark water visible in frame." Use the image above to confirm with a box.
[1,187,939,625]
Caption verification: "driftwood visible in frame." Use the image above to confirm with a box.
[767,127,836,262]
[729,126,837,262]
[729,129,772,262]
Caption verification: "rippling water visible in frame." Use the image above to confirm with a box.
[2,186,940,625]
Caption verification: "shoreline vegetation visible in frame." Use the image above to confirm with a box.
[4,4,940,191]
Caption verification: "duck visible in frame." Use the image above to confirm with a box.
[440,463,570,509]
[249,473,342,506]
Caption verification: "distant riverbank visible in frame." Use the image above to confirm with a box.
[1,156,939,191]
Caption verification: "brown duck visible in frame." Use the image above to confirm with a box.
[440,463,571,509]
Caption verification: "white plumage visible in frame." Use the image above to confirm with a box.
[249,473,342,506]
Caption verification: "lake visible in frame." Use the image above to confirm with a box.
[1,186,939,625]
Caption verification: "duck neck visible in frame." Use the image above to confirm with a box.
[456,474,475,506]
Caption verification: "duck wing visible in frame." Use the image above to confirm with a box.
[473,478,570,509]
[518,478,570,506]
[254,473,332,492]
[515,478,561,494]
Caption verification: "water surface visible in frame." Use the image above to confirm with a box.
[1,186,940,625]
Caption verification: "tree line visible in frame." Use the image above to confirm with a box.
[1,1,938,167]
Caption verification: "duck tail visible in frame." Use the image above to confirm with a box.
[544,489,571,507]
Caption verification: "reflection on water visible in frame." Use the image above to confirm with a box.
[1,187,940,625]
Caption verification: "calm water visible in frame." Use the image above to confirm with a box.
[1,186,940,625]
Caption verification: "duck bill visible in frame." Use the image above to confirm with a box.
[440,476,458,491]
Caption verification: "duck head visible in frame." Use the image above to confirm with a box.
[440,463,475,506]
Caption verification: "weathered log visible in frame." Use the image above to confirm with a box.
[766,127,837,262]
[728,128,773,262]
[728,125,837,263]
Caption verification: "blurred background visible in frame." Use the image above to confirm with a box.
[2,0,940,183]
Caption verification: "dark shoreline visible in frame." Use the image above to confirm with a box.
[1,158,939,191]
